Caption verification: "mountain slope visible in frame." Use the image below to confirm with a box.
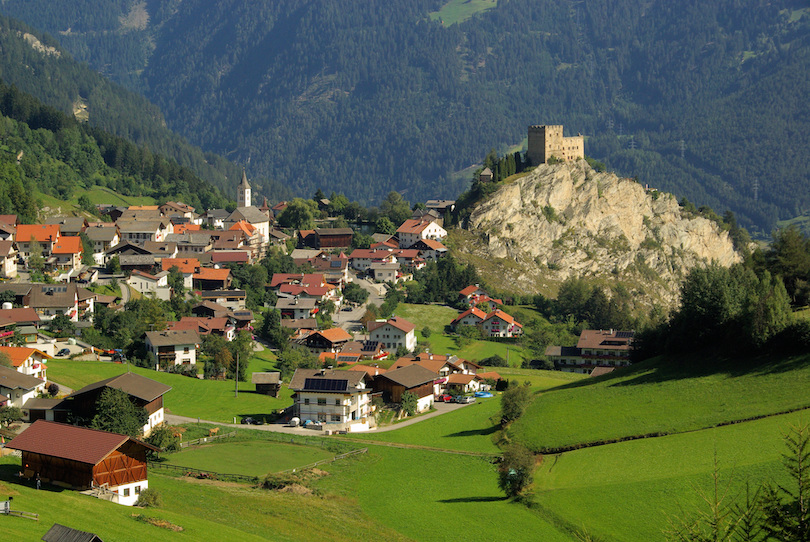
[1,1,808,231]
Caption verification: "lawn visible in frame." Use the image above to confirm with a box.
[315,445,572,541]
[428,0,498,25]
[531,410,804,541]
[511,353,810,452]
[0,455,408,541]
[343,397,502,454]
[48,358,292,423]
[395,303,530,365]
[163,440,334,476]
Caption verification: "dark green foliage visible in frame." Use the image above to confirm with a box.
[498,443,535,498]
[401,391,417,417]
[481,354,507,367]
[421,326,432,338]
[227,263,268,310]
[0,405,22,426]
[760,423,810,542]
[135,487,163,508]
[379,287,403,320]
[379,192,411,225]
[500,381,531,425]
[410,256,480,305]
[276,346,321,381]
[90,387,148,437]
[277,198,316,230]
[259,309,293,350]
[343,282,369,305]
[47,314,75,338]
[144,425,182,457]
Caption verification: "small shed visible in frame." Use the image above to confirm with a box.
[42,523,104,542]
[251,372,282,397]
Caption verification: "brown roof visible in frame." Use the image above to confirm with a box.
[0,364,45,391]
[251,372,281,384]
[312,328,353,343]
[7,420,158,464]
[70,372,172,403]
[367,316,416,334]
[477,371,502,381]
[378,364,436,388]
[346,364,387,376]
[576,329,635,351]
[145,329,200,347]
[390,358,450,375]
[446,373,476,385]
[288,368,368,392]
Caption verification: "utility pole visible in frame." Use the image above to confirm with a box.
[679,139,685,159]
[753,178,759,202]
[235,352,239,398]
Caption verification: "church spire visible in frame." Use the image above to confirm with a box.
[237,169,251,207]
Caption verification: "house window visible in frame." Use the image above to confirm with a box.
[335,399,341,405]
[123,488,130,497]
[331,414,340,422]
[304,398,310,405]
[184,347,190,353]
[135,486,141,494]
[317,398,326,405]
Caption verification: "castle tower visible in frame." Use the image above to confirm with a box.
[527,125,584,165]
[237,169,251,208]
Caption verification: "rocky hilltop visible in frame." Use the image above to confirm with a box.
[456,162,742,308]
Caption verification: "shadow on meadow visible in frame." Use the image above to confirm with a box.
[0,464,68,494]
[438,496,508,503]
[538,350,810,394]
[446,426,498,438]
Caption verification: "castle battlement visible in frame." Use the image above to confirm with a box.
[527,125,584,165]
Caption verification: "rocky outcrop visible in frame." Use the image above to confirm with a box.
[459,162,741,307]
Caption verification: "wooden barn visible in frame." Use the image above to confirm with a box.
[251,372,282,397]
[7,420,158,506]
[373,364,436,413]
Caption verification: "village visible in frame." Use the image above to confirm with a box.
[0,128,633,519]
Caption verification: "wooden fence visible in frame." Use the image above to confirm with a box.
[179,431,237,448]
[7,510,38,520]
[147,461,259,484]
[278,447,368,474]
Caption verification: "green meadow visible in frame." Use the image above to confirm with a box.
[428,0,498,25]
[48,358,291,423]
[511,353,810,451]
[163,440,334,476]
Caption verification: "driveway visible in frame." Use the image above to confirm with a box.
[335,271,386,334]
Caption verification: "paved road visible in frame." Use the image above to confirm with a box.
[164,400,478,437]
[334,271,386,334]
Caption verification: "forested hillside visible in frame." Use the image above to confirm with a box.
[1,1,809,233]
[0,80,229,217]
[0,14,293,203]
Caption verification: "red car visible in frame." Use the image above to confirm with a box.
[437,394,453,403]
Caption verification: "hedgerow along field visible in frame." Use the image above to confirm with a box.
[510,352,810,452]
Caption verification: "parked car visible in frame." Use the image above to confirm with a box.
[436,394,453,403]
[457,396,476,404]
[341,306,352,312]
[56,348,71,357]
[241,417,259,425]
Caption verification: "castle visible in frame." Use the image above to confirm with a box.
[526,125,584,165]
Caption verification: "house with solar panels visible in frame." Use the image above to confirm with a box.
[545,329,635,374]
[288,368,374,431]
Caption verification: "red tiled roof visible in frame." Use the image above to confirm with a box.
[460,285,483,297]
[17,224,60,243]
[477,371,502,380]
[7,420,157,464]
[270,273,325,288]
[346,364,387,376]
[396,218,432,235]
[229,220,256,235]
[193,267,231,281]
[0,346,51,367]
[483,310,521,327]
[211,251,249,264]
[313,327,353,343]
[417,239,447,250]
[368,316,416,334]
[161,258,200,274]
[51,236,82,254]
[451,307,487,324]
[173,224,201,234]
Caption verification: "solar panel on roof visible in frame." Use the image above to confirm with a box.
[304,378,349,391]
[362,341,379,352]
[615,331,634,338]
[330,261,342,268]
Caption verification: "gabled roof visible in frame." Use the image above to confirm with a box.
[251,372,280,384]
[0,307,40,325]
[44,216,88,232]
[378,364,436,388]
[451,307,487,325]
[483,310,521,327]
[70,372,172,403]
[368,316,416,334]
[7,420,158,465]
[0,364,45,391]
[130,269,168,282]
[227,206,269,225]
[460,285,485,297]
[51,236,83,254]
[84,226,119,242]
[315,228,353,236]
[229,220,256,235]
[270,273,325,288]
[577,329,635,350]
[390,358,451,375]
[211,251,250,264]
[346,364,387,376]
[275,297,317,310]
[161,258,200,274]
[288,368,368,392]
[396,218,437,235]
[41,523,104,542]
[17,224,60,243]
[0,239,15,257]
[145,329,200,347]
[0,346,51,367]
[193,267,231,281]
[413,238,447,251]
[310,327,353,344]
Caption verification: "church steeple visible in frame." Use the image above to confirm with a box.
[237,169,251,207]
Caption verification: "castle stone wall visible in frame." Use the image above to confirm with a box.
[527,125,584,165]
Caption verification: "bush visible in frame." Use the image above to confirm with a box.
[481,354,507,367]
[498,443,535,498]
[261,473,300,490]
[135,487,162,508]
[401,391,418,417]
[421,326,432,338]
[47,383,60,396]
[500,381,531,425]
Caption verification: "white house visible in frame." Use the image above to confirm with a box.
[481,310,523,338]
[127,270,171,300]
[0,240,17,278]
[288,368,373,431]
[84,226,120,265]
[450,307,487,329]
[396,218,447,249]
[144,329,200,368]
[368,316,417,353]
[0,346,51,380]
[0,365,47,409]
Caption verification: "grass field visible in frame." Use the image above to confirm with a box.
[395,303,530,365]
[164,440,334,476]
[428,0,497,25]
[531,410,804,541]
[48,358,292,423]
[511,353,810,452]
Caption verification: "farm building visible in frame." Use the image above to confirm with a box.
[6,420,158,506]
[251,372,281,397]
[373,364,436,412]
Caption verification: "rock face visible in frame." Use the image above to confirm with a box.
[461,162,741,307]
